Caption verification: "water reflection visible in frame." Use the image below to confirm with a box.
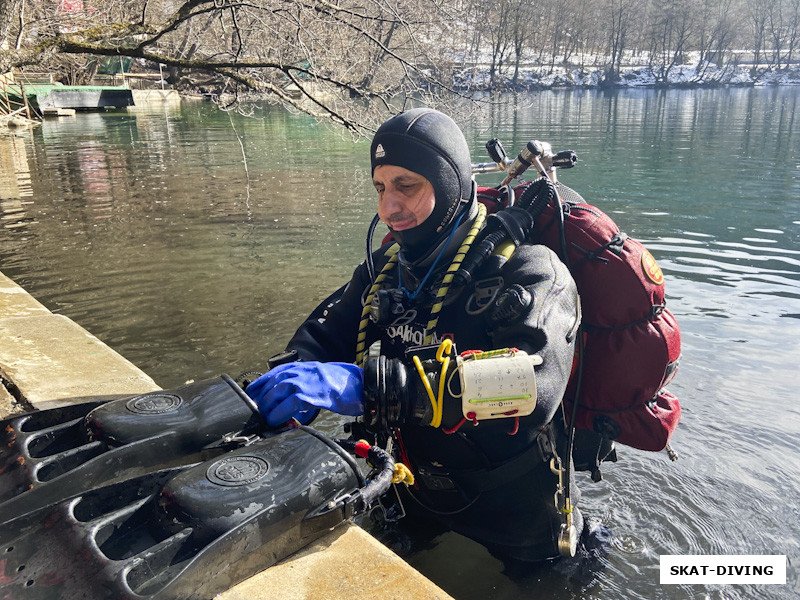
[1,89,799,600]
[1,103,378,385]
[0,134,34,231]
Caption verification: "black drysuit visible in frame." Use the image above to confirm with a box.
[286,220,582,560]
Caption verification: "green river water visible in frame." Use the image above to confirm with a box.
[0,87,798,599]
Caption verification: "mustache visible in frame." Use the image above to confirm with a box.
[385,212,416,226]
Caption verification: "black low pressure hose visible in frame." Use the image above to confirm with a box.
[550,183,581,534]
[517,175,558,216]
[453,177,557,287]
[366,213,382,283]
[335,438,395,509]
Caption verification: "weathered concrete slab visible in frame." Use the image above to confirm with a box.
[219,522,450,600]
[0,272,158,409]
[6,83,134,110]
[42,107,76,117]
[131,89,180,105]
[0,313,159,409]
[0,380,24,418]
[0,271,50,317]
[39,87,134,109]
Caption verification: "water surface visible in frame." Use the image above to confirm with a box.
[1,87,798,599]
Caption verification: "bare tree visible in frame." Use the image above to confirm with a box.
[747,1,770,73]
[542,0,569,73]
[694,0,739,81]
[2,0,793,122]
[0,0,465,135]
[646,0,695,84]
[471,0,515,89]
[0,0,21,51]
[560,0,598,69]
[786,0,800,67]
[767,0,788,67]
[767,0,800,68]
[509,0,532,87]
[605,0,637,82]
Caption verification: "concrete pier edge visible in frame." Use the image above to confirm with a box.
[0,269,452,600]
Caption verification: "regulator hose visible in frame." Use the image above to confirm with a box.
[365,213,382,283]
[453,177,557,287]
[335,438,396,509]
[546,179,581,555]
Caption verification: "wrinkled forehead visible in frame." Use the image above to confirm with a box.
[372,164,430,186]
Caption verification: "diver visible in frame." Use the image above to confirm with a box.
[246,108,584,562]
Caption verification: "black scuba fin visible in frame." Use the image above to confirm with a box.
[0,376,396,599]
[0,428,368,599]
[0,375,265,523]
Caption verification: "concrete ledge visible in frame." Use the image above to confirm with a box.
[0,271,50,316]
[0,269,452,600]
[42,107,77,117]
[220,522,450,600]
[39,87,135,109]
[0,313,159,409]
[131,89,181,105]
[0,270,159,409]
[0,380,22,418]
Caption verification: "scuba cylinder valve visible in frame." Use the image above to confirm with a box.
[501,139,545,185]
[472,138,513,174]
[499,139,577,185]
[485,138,508,165]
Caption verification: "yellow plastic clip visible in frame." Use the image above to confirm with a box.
[412,355,437,423]
[432,339,453,428]
[413,339,454,429]
[392,462,415,486]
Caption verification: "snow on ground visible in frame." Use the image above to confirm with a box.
[454,60,800,90]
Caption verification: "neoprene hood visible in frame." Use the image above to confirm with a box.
[371,108,474,260]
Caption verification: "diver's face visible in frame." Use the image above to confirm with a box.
[373,165,436,232]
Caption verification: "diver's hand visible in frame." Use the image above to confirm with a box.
[246,362,364,426]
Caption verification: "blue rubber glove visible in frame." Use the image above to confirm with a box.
[246,362,364,426]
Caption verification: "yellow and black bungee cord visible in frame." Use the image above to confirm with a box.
[355,203,487,367]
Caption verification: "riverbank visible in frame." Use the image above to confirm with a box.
[161,60,800,117]
[0,269,452,600]
[454,60,800,90]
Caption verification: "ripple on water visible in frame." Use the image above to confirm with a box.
[2,90,800,600]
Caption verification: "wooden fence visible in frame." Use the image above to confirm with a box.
[0,72,35,122]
